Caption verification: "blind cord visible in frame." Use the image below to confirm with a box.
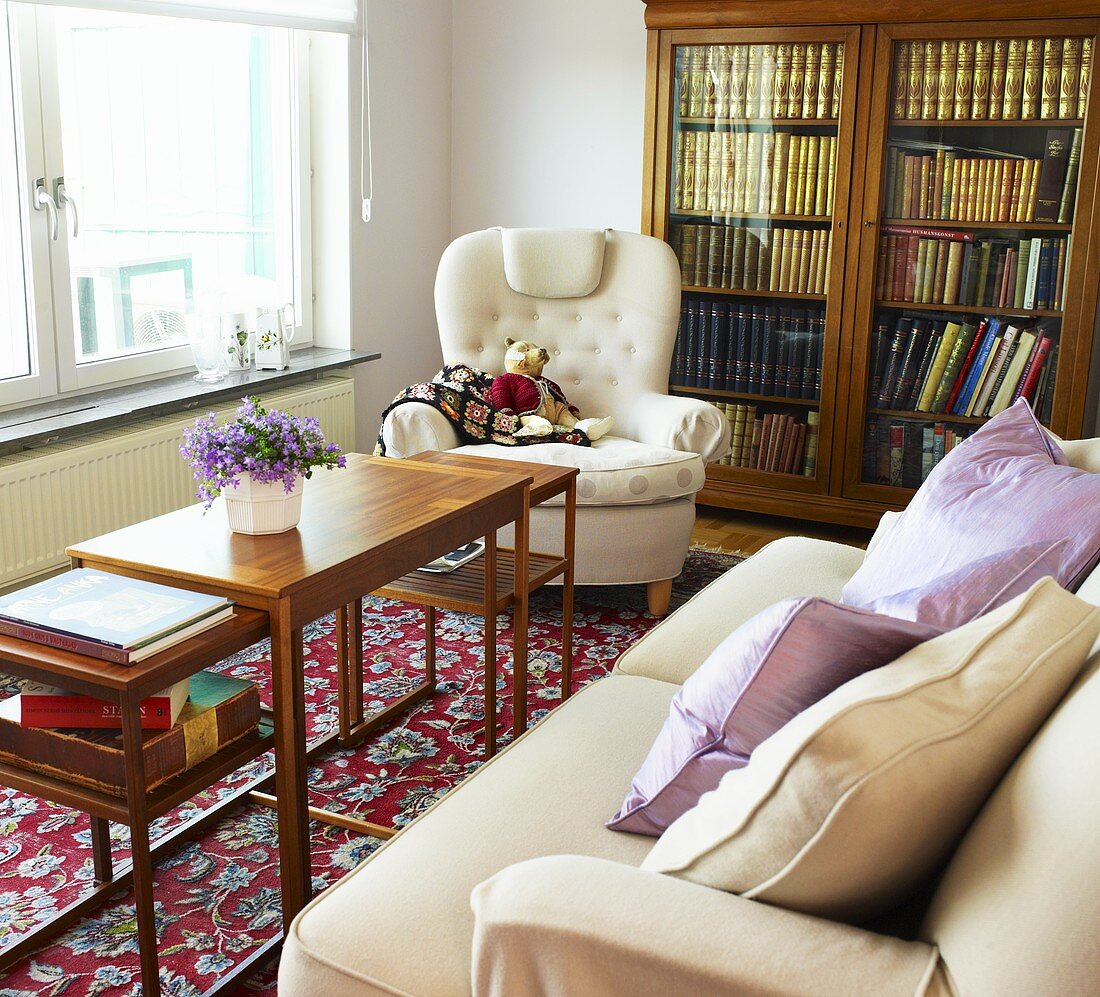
[359,5,372,222]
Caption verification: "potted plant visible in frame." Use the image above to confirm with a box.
[181,396,346,534]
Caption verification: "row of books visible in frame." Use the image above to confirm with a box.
[677,42,843,121]
[869,313,1059,420]
[674,223,832,294]
[891,37,1091,122]
[876,228,1069,311]
[883,129,1081,224]
[674,130,837,217]
[671,299,824,399]
[714,404,820,477]
[863,418,975,489]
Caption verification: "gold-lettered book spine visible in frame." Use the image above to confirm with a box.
[989,39,1009,120]
[921,40,940,120]
[729,45,748,119]
[788,42,806,119]
[681,130,696,211]
[1080,37,1092,118]
[759,43,778,118]
[715,45,732,120]
[817,42,835,120]
[774,43,792,119]
[702,45,717,119]
[802,43,821,120]
[678,46,691,118]
[706,128,723,212]
[893,41,910,119]
[938,39,958,121]
[1041,36,1063,119]
[1060,38,1082,119]
[1003,37,1026,120]
[692,130,709,214]
[1022,37,1043,119]
[831,42,842,118]
[971,39,992,120]
[688,45,706,118]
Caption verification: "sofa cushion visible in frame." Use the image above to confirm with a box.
[921,656,1100,995]
[279,674,676,997]
[642,578,1100,922]
[843,400,1100,618]
[450,436,706,506]
[608,598,943,835]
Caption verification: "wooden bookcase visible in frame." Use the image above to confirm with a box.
[642,2,1100,528]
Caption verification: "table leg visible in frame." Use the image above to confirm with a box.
[425,605,436,688]
[120,693,160,997]
[562,479,576,701]
[350,598,364,729]
[484,531,497,759]
[513,485,531,735]
[270,601,312,923]
[90,816,113,884]
[336,603,351,743]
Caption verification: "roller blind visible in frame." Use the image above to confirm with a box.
[27,0,359,32]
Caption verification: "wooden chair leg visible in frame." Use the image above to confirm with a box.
[646,579,673,617]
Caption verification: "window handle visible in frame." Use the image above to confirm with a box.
[55,177,79,238]
[33,178,58,241]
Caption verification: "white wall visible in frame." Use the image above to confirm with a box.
[450,0,648,236]
[313,1,452,447]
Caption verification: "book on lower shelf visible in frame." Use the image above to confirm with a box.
[18,677,190,730]
[714,403,818,478]
[0,671,262,797]
[862,417,975,489]
[0,569,235,665]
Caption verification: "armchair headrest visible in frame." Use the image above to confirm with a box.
[498,227,608,299]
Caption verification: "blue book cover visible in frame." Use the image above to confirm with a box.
[0,569,231,650]
[953,319,1000,414]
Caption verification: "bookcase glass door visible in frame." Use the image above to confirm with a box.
[853,26,1092,495]
[659,28,857,490]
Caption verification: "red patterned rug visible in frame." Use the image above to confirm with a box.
[0,549,740,996]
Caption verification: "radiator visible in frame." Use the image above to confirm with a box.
[0,375,355,590]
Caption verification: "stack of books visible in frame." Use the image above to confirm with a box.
[891,37,1091,122]
[882,129,1081,224]
[0,568,234,666]
[673,131,837,216]
[674,223,831,293]
[716,404,819,478]
[678,42,843,121]
[672,299,824,400]
[868,314,1058,422]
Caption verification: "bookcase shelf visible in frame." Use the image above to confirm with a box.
[644,7,1100,528]
[680,117,840,128]
[671,385,820,406]
[889,118,1085,129]
[875,300,1063,318]
[671,210,832,223]
[880,218,1074,233]
[868,407,989,426]
[681,285,827,301]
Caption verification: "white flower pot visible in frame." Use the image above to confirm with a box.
[224,475,304,535]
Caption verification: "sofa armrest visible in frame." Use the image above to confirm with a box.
[613,392,730,463]
[381,402,462,458]
[471,856,947,997]
[615,536,866,685]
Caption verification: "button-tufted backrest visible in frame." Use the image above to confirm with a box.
[435,228,682,419]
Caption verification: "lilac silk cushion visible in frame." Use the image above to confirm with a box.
[843,399,1100,619]
[607,598,943,836]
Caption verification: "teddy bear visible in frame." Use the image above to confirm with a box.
[490,338,613,441]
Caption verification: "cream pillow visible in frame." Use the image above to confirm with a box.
[642,578,1100,921]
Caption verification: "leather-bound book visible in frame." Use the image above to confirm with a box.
[1022,37,1043,118]
[788,43,806,119]
[1060,38,1082,119]
[0,672,261,797]
[702,46,717,119]
[729,45,748,118]
[831,42,843,118]
[971,39,993,119]
[1034,128,1072,222]
[773,43,792,119]
[1003,37,1027,119]
[954,39,974,119]
[989,39,1009,120]
[1079,37,1092,117]
[907,39,925,119]
[688,45,707,117]
[938,39,958,120]
[706,128,722,211]
[1041,37,1063,119]
[817,43,836,120]
[893,41,910,119]
[803,43,821,119]
[1057,127,1083,223]
[715,45,732,120]
[922,41,941,120]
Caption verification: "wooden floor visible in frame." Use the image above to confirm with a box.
[691,507,873,557]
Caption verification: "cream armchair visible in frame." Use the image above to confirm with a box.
[382,227,730,615]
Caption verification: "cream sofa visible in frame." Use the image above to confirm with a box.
[279,437,1100,997]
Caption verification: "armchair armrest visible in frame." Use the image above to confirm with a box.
[613,392,730,462]
[381,402,462,458]
[471,856,947,997]
[614,536,866,685]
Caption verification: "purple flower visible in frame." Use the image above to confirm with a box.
[180,396,347,510]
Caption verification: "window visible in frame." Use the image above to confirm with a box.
[0,2,309,403]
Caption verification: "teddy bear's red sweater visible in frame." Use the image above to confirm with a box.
[490,372,579,417]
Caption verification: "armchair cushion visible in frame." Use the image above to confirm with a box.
[471,856,949,997]
[450,436,706,506]
[644,579,1100,922]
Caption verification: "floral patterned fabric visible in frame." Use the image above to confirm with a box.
[374,364,591,456]
[0,551,740,996]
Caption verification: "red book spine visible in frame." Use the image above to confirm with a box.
[1014,334,1052,404]
[945,319,988,412]
[0,620,130,664]
[20,694,176,730]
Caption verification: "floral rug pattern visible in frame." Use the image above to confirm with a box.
[0,550,739,995]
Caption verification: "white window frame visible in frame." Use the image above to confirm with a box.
[1,3,311,404]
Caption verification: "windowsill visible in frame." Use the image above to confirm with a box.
[0,347,380,457]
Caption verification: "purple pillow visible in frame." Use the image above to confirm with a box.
[607,598,943,836]
[843,399,1100,616]
[858,539,1068,630]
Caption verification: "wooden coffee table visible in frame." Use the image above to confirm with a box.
[65,454,533,986]
[365,452,578,753]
